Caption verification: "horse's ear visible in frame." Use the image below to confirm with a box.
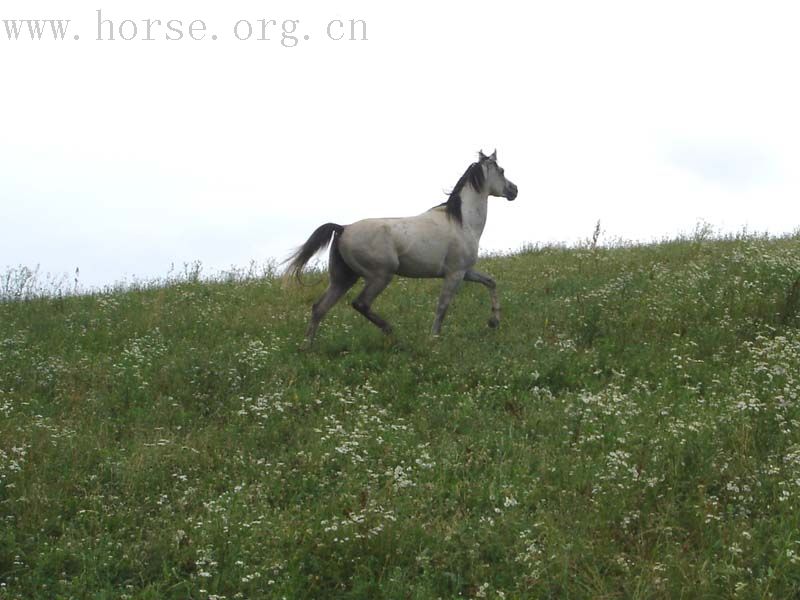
[490,149,497,161]
[478,150,488,162]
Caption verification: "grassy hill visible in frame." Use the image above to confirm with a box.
[2,233,800,598]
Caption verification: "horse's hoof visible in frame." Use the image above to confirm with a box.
[488,317,500,328]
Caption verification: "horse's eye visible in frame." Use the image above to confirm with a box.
[499,168,505,175]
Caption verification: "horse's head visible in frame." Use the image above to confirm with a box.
[479,150,518,201]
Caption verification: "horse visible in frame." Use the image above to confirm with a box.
[285,150,518,344]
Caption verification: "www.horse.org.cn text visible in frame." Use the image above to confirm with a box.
[1,10,368,46]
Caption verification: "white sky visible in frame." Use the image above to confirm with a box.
[2,0,799,288]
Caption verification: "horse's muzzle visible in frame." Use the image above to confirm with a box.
[504,183,518,201]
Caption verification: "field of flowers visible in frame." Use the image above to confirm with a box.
[2,233,800,598]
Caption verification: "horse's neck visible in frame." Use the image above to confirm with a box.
[459,186,489,239]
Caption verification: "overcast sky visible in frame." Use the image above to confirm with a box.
[2,0,799,288]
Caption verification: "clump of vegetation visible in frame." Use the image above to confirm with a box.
[2,232,800,598]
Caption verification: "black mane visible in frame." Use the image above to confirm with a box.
[434,161,486,226]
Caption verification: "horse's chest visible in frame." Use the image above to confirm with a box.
[437,235,478,273]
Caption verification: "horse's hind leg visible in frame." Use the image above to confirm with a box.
[464,269,500,328]
[305,277,357,344]
[305,251,359,345]
[352,275,394,334]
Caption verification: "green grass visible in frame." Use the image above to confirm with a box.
[2,233,800,599]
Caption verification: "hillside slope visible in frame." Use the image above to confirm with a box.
[2,234,800,598]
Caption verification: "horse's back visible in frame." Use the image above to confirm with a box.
[339,211,470,279]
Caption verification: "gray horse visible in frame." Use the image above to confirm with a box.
[285,150,518,344]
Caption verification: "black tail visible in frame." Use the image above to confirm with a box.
[283,223,344,282]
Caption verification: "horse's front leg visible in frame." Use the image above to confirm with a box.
[431,270,466,336]
[464,269,500,328]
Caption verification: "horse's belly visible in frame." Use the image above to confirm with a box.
[396,252,445,278]
[396,237,475,278]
